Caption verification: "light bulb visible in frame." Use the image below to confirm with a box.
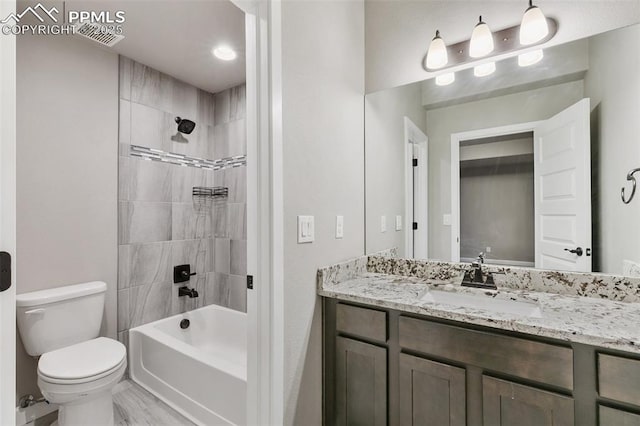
[435,72,455,86]
[520,0,549,45]
[426,30,448,69]
[474,62,496,77]
[469,16,494,58]
[518,49,544,66]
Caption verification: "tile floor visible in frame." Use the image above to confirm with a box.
[38,380,195,426]
[113,380,195,426]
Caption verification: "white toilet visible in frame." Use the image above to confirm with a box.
[16,281,126,426]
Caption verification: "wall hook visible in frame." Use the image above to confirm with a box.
[621,167,640,204]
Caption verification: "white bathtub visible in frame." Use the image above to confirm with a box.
[129,304,246,425]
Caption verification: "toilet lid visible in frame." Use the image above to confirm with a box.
[38,337,126,380]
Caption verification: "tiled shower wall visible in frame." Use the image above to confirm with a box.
[117,56,247,346]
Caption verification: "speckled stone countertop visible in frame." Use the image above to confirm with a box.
[318,266,640,354]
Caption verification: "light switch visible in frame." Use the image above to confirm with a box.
[395,215,402,231]
[381,215,387,233]
[335,215,344,239]
[443,214,452,226]
[297,215,314,243]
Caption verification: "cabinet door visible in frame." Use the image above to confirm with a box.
[482,376,574,426]
[335,336,387,426]
[399,353,466,426]
[600,406,640,426]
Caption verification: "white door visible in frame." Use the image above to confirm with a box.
[534,98,592,272]
[404,117,428,259]
[0,0,17,422]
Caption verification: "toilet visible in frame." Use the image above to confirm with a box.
[16,281,126,426]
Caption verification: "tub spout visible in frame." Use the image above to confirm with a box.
[178,286,199,298]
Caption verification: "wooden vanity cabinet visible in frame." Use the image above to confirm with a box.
[324,299,640,426]
[482,376,574,426]
[335,336,387,426]
[398,354,466,426]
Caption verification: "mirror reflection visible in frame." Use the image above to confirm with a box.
[365,23,640,276]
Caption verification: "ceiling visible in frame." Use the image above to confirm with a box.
[69,0,246,94]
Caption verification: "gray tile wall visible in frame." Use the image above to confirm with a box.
[118,57,247,347]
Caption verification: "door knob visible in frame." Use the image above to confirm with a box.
[564,247,583,256]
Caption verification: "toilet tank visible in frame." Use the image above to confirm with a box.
[16,281,107,356]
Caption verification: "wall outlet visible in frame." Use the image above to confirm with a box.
[297,215,314,243]
[443,214,452,226]
[335,215,344,239]
[395,215,402,231]
[486,246,492,253]
[381,215,387,233]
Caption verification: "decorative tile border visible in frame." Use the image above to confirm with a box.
[130,145,246,171]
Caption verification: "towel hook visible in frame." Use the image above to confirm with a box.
[622,167,640,204]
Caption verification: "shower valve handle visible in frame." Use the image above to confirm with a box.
[174,264,196,283]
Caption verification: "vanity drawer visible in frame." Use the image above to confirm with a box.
[336,303,387,343]
[599,353,640,406]
[399,316,573,390]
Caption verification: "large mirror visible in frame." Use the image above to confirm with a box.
[365,23,640,276]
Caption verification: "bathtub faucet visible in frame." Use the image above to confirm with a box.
[178,286,199,298]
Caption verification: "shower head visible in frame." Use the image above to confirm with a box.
[175,117,196,135]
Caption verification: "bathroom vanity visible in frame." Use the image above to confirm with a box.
[319,256,640,426]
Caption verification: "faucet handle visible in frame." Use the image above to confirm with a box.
[477,252,485,264]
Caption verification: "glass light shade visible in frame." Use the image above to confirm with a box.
[518,49,544,66]
[435,72,455,86]
[474,62,496,77]
[426,31,448,69]
[469,18,494,58]
[519,4,549,45]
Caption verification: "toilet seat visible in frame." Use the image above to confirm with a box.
[38,337,126,384]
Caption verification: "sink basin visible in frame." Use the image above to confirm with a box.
[421,290,543,318]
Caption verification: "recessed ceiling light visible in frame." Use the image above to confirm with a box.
[212,46,237,61]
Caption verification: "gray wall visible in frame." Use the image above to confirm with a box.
[460,160,535,263]
[365,81,426,256]
[16,35,118,399]
[118,57,247,349]
[364,1,640,92]
[584,24,640,274]
[281,0,365,424]
[426,80,584,261]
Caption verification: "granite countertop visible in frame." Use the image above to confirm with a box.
[318,272,640,354]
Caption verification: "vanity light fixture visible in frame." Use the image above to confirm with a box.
[426,30,448,69]
[518,49,544,66]
[424,1,556,77]
[520,0,549,45]
[474,62,496,77]
[435,72,455,86]
[469,16,494,58]
[212,45,237,61]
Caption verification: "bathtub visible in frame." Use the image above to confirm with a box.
[129,304,246,425]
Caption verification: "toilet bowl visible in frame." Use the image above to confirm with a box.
[16,282,126,426]
[38,338,126,426]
